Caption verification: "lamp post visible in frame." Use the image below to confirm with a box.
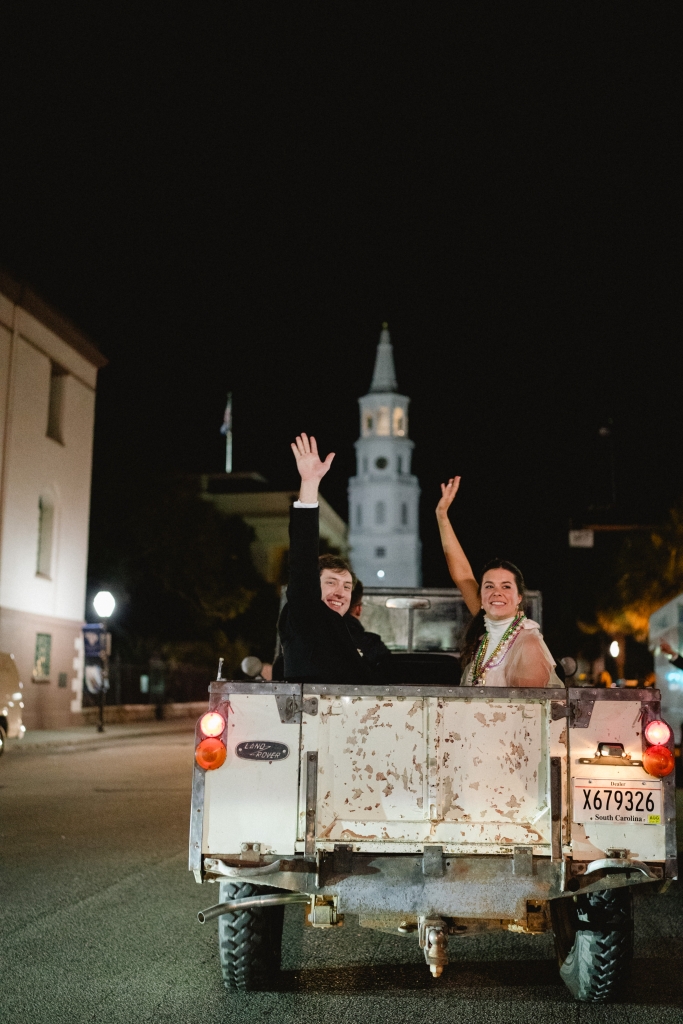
[93,591,115,733]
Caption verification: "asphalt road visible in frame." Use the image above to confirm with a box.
[2,730,682,1024]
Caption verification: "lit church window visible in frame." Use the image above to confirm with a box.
[375,501,386,525]
[393,407,405,436]
[376,406,390,436]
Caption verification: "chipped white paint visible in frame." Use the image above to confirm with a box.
[300,694,558,853]
[201,688,665,867]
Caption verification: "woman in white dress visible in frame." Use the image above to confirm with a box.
[436,476,562,687]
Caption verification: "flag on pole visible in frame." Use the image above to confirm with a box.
[220,393,232,436]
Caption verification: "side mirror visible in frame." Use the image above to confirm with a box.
[560,656,578,679]
[241,656,263,679]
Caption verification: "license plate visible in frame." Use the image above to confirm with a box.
[573,778,662,825]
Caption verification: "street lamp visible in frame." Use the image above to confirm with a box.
[609,640,620,658]
[93,591,116,732]
[94,591,116,618]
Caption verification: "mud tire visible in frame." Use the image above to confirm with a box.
[551,887,633,1002]
[217,881,285,992]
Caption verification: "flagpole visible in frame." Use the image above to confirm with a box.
[224,392,233,473]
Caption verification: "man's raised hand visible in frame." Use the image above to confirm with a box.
[291,434,335,503]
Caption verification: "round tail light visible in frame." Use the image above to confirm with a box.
[644,719,672,746]
[195,737,227,770]
[199,711,226,737]
[642,744,675,778]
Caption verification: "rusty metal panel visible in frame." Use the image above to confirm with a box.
[303,694,553,853]
[437,699,550,847]
[313,695,429,844]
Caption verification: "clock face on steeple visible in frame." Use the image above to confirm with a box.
[375,457,388,469]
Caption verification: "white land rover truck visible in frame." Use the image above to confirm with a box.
[189,589,678,1003]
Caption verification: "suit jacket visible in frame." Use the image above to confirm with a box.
[278,506,380,685]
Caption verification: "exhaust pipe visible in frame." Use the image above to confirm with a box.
[198,891,310,924]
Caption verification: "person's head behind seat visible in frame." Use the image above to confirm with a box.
[349,579,364,619]
[318,554,356,616]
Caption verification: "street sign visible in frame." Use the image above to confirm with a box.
[569,529,594,548]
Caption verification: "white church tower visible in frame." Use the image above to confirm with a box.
[348,325,421,586]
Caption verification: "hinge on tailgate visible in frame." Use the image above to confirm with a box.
[550,698,594,728]
[275,694,318,723]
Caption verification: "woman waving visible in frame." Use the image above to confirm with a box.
[436,477,561,688]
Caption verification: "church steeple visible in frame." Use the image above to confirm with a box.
[370,323,398,392]
[347,325,422,587]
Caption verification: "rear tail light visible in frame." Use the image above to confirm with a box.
[644,720,672,746]
[642,744,675,778]
[195,706,228,770]
[195,737,227,770]
[199,711,226,737]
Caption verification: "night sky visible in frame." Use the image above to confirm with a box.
[0,8,678,654]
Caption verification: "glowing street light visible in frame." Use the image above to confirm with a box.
[609,640,620,658]
[94,591,116,618]
[92,592,115,732]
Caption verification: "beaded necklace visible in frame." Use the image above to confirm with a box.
[471,612,525,685]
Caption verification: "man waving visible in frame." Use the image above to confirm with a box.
[277,434,389,685]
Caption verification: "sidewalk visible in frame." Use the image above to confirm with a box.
[5,718,196,756]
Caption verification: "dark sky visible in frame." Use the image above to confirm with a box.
[0,7,679,650]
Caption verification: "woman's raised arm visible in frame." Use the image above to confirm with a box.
[435,477,481,616]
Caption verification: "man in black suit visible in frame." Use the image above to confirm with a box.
[277,433,389,685]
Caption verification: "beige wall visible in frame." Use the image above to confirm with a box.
[0,280,103,729]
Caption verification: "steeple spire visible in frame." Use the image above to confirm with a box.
[370,323,398,392]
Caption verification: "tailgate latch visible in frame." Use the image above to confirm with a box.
[275,695,318,723]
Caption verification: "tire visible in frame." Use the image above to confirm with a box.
[0,723,6,757]
[550,887,633,1002]
[217,881,285,992]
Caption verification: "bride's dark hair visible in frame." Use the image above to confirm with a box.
[461,559,526,667]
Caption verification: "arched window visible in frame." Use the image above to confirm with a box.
[376,407,390,436]
[393,407,405,436]
[375,501,386,525]
[397,456,403,474]
[401,502,409,526]
[36,497,54,577]
[356,504,362,528]
[363,413,373,436]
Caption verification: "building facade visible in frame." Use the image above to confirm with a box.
[348,326,421,586]
[0,271,106,729]
[200,472,348,586]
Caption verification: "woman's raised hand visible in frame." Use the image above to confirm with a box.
[291,434,335,485]
[436,476,461,518]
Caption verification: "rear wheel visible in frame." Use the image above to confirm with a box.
[217,881,285,992]
[550,888,633,1002]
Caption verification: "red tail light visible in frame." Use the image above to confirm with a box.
[642,744,675,778]
[644,720,672,746]
[195,737,227,770]
[199,711,226,737]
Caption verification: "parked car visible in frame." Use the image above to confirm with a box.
[0,652,25,755]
